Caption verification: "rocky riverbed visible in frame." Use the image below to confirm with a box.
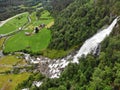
[21,17,119,79]
[22,52,75,78]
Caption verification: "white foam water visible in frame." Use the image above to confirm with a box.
[24,17,118,79]
[73,17,118,63]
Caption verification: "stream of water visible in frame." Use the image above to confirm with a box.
[0,13,119,78]
[73,17,118,63]
[23,17,118,78]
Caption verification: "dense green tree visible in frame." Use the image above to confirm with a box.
[16,0,120,89]
[49,0,117,51]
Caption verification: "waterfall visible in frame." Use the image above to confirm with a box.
[24,17,119,78]
[73,17,118,63]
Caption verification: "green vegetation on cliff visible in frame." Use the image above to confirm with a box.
[49,0,119,51]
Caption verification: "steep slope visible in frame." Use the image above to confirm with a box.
[38,8,120,90]
[16,0,120,89]
[73,17,118,63]
[49,0,74,16]
[49,0,120,51]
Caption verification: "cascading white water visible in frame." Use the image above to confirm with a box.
[24,17,119,78]
[45,17,118,78]
[73,17,118,63]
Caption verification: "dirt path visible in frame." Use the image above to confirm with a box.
[0,14,31,58]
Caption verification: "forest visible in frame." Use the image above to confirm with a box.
[16,0,120,89]
[0,0,120,90]
[0,0,47,20]
[49,0,120,51]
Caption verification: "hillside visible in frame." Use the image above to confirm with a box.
[0,0,120,90]
[49,0,120,51]
[41,0,120,89]
[16,0,120,89]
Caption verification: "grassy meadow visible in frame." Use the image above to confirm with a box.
[0,37,6,50]
[0,73,31,90]
[0,55,26,73]
[0,55,31,90]
[4,28,51,53]
[0,12,29,34]
[4,10,53,54]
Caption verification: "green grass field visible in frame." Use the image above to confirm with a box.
[0,55,26,73]
[0,73,31,90]
[4,28,51,53]
[4,10,53,54]
[40,10,53,19]
[27,10,54,30]
[0,55,21,65]
[0,55,31,90]
[0,37,6,50]
[0,12,29,34]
